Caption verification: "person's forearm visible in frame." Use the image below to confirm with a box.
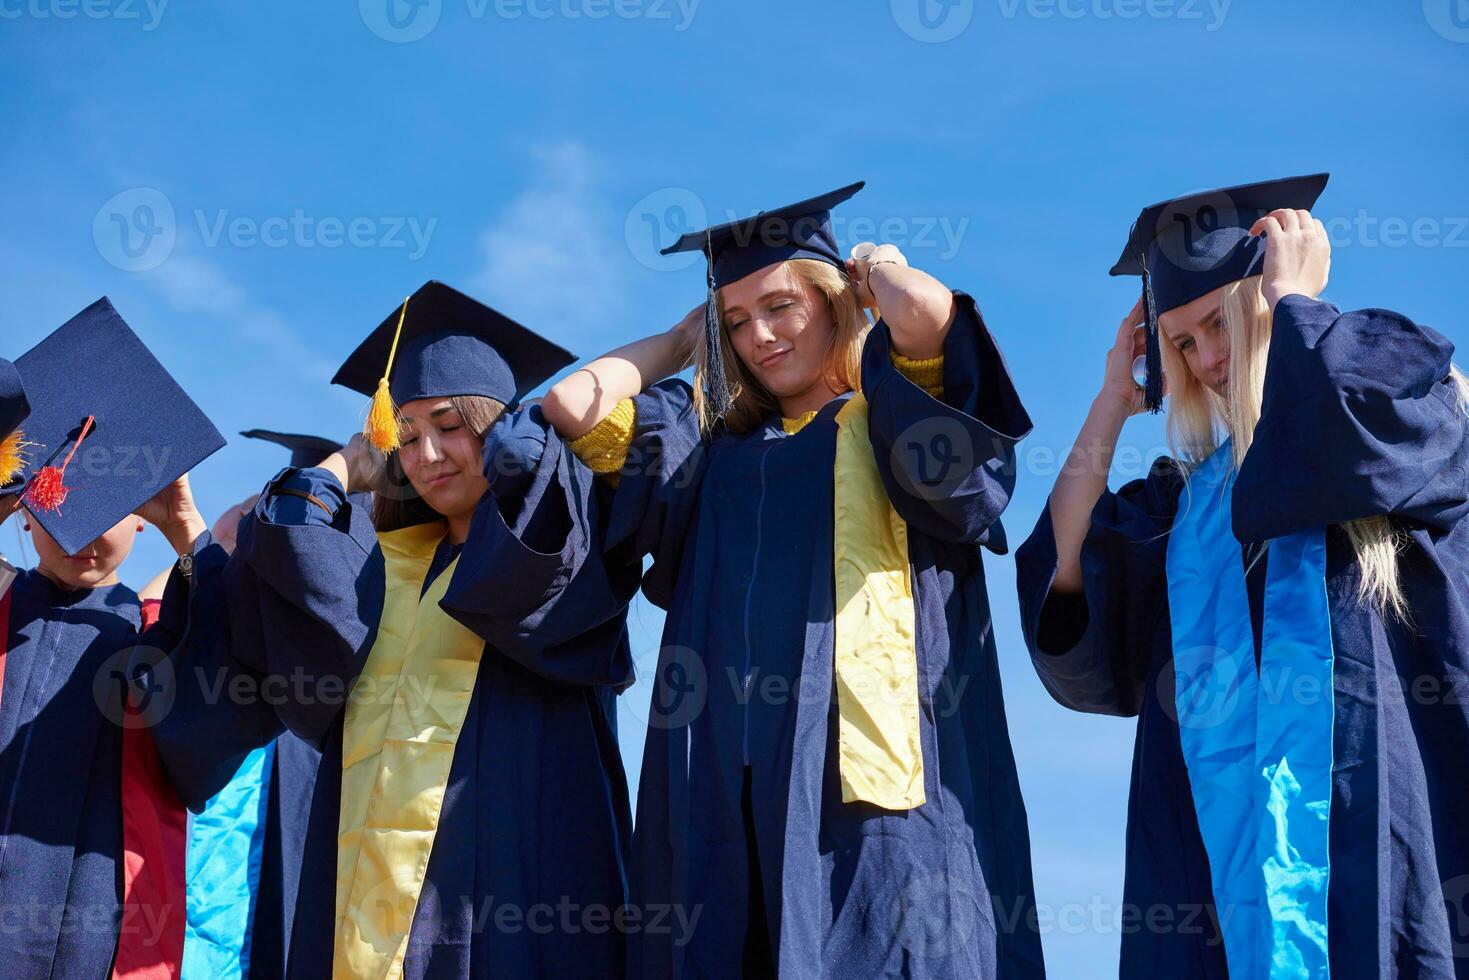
[542,329,689,441]
[159,514,208,557]
[869,264,956,360]
[1049,393,1132,593]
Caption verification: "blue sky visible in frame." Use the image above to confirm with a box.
[3,2,1466,974]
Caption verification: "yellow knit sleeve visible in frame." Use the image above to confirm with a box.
[891,352,944,399]
[568,398,637,483]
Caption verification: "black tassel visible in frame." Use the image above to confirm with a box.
[1140,262,1165,414]
[701,235,734,424]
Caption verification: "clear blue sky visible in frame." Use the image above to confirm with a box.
[3,2,1466,974]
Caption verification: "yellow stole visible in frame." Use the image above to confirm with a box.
[830,394,926,810]
[332,522,486,980]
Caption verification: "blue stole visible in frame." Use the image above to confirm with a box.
[182,741,273,979]
[1166,442,1335,979]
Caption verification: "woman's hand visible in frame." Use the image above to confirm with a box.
[1249,208,1330,312]
[669,303,705,373]
[209,493,260,555]
[340,433,387,496]
[135,474,208,557]
[1100,297,1155,417]
[846,242,909,310]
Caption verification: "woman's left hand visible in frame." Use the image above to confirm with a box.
[1249,208,1330,311]
[846,242,909,310]
[135,474,208,556]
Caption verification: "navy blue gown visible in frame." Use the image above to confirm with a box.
[152,450,636,979]
[485,294,1047,979]
[1015,295,1469,978]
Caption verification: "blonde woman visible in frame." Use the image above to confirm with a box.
[1017,174,1469,979]
[482,184,1045,978]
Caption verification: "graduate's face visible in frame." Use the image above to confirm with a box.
[1160,285,1232,398]
[25,510,140,590]
[721,262,836,404]
[396,398,489,520]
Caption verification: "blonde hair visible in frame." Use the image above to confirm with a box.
[691,259,870,435]
[1162,275,1469,620]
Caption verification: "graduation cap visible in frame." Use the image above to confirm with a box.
[332,280,576,453]
[660,181,866,423]
[1,357,30,489]
[1111,172,1330,412]
[239,429,343,469]
[14,297,226,555]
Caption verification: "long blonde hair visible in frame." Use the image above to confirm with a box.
[1161,275,1469,619]
[691,259,870,435]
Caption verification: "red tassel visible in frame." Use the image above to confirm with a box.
[24,415,95,514]
[25,466,69,512]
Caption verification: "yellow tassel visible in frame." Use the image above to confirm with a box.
[364,296,410,454]
[0,428,29,486]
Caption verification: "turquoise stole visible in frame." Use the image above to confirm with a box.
[1166,442,1335,978]
[182,741,272,978]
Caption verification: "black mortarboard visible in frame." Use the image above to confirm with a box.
[1,357,29,489]
[1111,173,1330,412]
[15,297,227,554]
[240,429,343,469]
[332,281,575,453]
[660,181,865,422]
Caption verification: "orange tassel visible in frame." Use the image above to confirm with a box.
[0,428,28,486]
[364,297,409,454]
[25,415,94,513]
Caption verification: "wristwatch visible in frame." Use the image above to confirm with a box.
[176,552,194,581]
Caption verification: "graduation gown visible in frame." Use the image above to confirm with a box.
[0,569,188,980]
[151,460,635,980]
[486,294,1046,978]
[1015,295,1469,978]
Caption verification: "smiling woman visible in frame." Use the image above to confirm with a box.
[515,182,1044,979]
[372,394,506,534]
[152,280,641,980]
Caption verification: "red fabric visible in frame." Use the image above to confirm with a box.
[111,597,187,980]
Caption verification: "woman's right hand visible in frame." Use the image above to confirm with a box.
[1100,297,1153,417]
[339,433,387,495]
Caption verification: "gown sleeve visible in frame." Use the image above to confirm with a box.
[861,291,1033,552]
[1234,294,1468,541]
[152,466,384,810]
[443,400,627,689]
[1014,458,1186,717]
